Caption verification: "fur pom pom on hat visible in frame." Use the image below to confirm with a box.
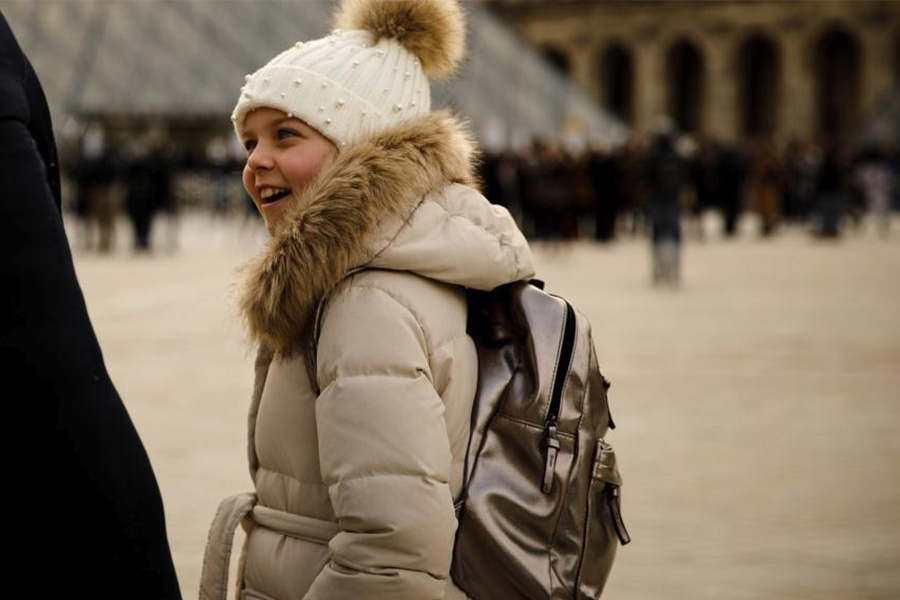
[232,0,466,148]
[335,0,465,79]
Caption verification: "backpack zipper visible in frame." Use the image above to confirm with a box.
[541,414,560,493]
[542,300,576,494]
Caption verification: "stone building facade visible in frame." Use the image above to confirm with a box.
[487,0,900,143]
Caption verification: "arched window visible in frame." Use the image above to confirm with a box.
[666,39,704,133]
[737,33,781,138]
[814,26,862,140]
[600,43,635,125]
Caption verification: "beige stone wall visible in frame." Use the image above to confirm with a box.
[489,0,900,142]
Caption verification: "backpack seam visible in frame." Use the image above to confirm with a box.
[550,561,576,599]
[562,349,598,596]
[548,328,588,599]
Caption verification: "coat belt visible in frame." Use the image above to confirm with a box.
[251,505,339,545]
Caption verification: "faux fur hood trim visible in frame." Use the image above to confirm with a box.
[239,110,478,358]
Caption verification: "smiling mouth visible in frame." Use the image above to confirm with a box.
[259,188,292,205]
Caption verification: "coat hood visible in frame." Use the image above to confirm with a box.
[239,110,534,357]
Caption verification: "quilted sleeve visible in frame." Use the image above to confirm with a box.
[304,281,456,600]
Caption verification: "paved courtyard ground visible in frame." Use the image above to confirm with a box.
[69,214,900,600]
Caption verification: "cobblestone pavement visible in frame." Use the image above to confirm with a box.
[69,215,900,600]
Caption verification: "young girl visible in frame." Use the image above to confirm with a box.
[201,1,534,598]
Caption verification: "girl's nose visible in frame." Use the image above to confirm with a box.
[247,143,274,171]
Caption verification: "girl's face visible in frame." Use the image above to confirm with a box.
[241,107,338,235]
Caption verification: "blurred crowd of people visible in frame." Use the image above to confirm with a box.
[62,123,898,264]
[68,129,180,253]
[62,128,246,254]
[480,134,898,243]
[480,132,898,285]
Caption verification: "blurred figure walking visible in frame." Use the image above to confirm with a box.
[856,147,893,237]
[125,140,157,252]
[645,131,687,287]
[750,138,783,237]
[718,144,746,237]
[73,126,120,252]
[588,146,619,242]
[72,125,106,250]
[814,143,853,239]
[522,140,572,242]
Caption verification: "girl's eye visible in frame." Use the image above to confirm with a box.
[278,128,299,140]
[243,139,256,153]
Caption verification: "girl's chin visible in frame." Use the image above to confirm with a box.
[262,213,283,236]
[259,197,292,234]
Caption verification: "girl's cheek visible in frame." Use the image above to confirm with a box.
[286,159,319,188]
[242,165,256,200]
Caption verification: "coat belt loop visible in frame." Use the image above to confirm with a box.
[199,492,257,600]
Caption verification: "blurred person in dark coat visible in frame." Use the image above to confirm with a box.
[718,144,747,237]
[645,131,686,286]
[125,136,174,253]
[520,139,562,240]
[0,11,181,599]
[534,141,575,241]
[782,139,808,222]
[72,128,103,250]
[588,146,619,242]
[814,143,853,239]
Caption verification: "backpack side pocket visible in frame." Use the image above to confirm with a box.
[574,439,630,599]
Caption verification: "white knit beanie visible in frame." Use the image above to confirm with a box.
[231,0,466,149]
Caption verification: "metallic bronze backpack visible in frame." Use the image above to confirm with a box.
[451,280,630,599]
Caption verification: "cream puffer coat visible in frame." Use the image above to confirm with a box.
[201,112,534,600]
